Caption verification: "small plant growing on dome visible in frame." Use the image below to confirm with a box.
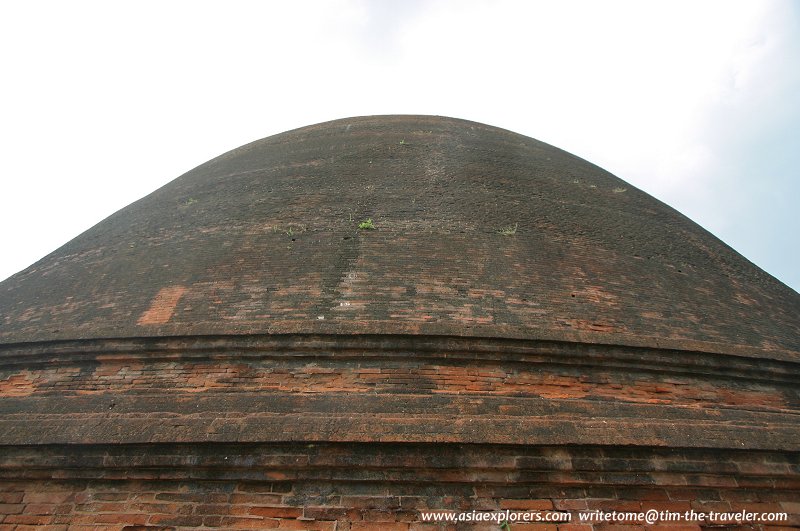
[498,223,518,235]
[358,218,375,230]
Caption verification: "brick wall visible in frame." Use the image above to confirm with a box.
[1,356,797,412]
[1,335,797,410]
[1,335,798,529]
[0,444,800,531]
[0,444,798,530]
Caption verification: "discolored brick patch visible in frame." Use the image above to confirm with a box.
[136,286,187,325]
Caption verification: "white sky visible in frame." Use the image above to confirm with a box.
[1,0,798,292]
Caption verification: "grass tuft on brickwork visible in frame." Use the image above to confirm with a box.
[498,223,518,235]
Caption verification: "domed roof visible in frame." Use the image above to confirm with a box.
[1,115,798,361]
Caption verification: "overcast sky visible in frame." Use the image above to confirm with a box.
[1,0,798,292]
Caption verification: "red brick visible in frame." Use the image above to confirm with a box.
[92,492,129,501]
[22,503,59,515]
[360,509,400,521]
[147,514,203,527]
[720,490,761,502]
[129,502,191,515]
[641,501,692,513]
[249,506,303,518]
[729,502,785,514]
[586,500,641,511]
[590,526,644,531]
[201,516,224,527]
[236,483,285,493]
[192,504,232,515]
[219,516,279,529]
[94,514,149,525]
[506,525,557,531]
[75,501,127,513]
[340,496,401,510]
[230,493,284,505]
[690,500,731,512]
[155,493,228,503]
[554,499,588,510]
[684,475,737,488]
[277,520,336,530]
[22,492,72,504]
[351,523,408,531]
[0,494,23,504]
[628,489,671,501]
[5,515,55,525]
[499,499,553,510]
[302,506,361,520]
[407,524,445,531]
[780,501,800,514]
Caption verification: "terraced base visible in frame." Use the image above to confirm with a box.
[0,443,799,530]
[1,334,798,528]
[1,334,798,449]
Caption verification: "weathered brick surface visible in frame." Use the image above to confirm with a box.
[0,335,797,531]
[1,335,797,451]
[0,116,797,357]
[0,116,798,529]
[1,351,795,412]
[0,443,800,531]
[0,443,798,529]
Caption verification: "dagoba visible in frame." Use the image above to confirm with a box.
[1,115,798,529]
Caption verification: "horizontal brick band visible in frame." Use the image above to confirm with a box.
[0,443,797,488]
[2,334,798,382]
[2,334,798,450]
[1,392,798,450]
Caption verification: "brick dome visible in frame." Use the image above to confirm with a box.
[1,116,798,529]
[2,115,798,356]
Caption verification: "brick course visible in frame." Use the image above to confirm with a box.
[0,443,798,530]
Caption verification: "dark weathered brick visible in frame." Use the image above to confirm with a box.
[0,116,798,530]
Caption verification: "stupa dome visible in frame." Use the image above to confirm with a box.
[2,115,797,357]
[0,116,798,529]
